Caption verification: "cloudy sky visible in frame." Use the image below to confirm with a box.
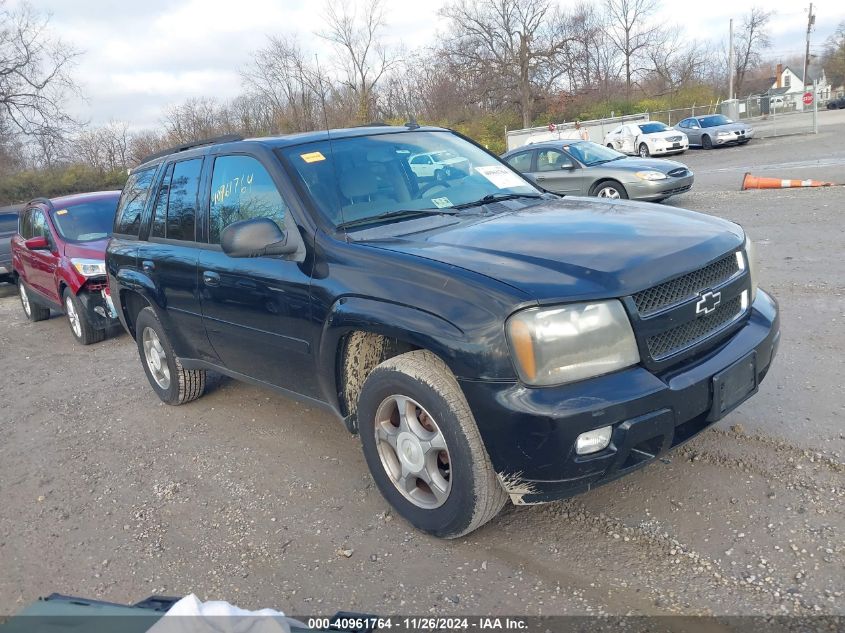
[14,0,845,129]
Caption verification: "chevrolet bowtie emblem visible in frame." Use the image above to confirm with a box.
[696,290,722,316]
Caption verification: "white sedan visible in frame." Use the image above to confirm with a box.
[408,150,470,181]
[603,122,688,158]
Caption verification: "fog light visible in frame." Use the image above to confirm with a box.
[575,425,613,455]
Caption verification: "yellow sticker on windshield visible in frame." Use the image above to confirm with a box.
[55,209,68,215]
[300,151,326,163]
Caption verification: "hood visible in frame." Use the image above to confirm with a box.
[358,198,743,302]
[707,122,751,133]
[603,157,687,173]
[648,130,687,141]
[63,238,109,261]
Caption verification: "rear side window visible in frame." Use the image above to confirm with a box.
[30,210,49,239]
[114,167,156,237]
[208,155,287,244]
[151,158,202,241]
[18,210,32,238]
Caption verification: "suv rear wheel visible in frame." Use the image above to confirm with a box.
[18,280,50,322]
[63,288,105,345]
[135,307,206,405]
[357,350,506,538]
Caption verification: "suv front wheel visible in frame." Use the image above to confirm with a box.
[357,350,507,538]
[135,306,206,405]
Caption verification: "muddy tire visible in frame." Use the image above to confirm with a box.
[357,350,506,538]
[63,288,105,345]
[18,280,50,322]
[135,307,205,405]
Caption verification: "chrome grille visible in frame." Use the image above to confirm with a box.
[667,135,683,142]
[646,296,743,360]
[633,254,739,316]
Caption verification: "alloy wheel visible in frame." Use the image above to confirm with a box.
[65,295,82,339]
[19,284,31,316]
[596,186,621,199]
[142,327,171,390]
[373,394,452,509]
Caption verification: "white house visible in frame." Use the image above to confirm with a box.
[768,64,832,108]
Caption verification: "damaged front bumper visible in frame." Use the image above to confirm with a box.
[460,290,779,505]
[76,280,120,329]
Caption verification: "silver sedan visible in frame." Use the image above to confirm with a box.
[674,114,754,149]
[501,141,694,202]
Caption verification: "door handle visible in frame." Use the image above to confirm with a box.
[142,260,155,272]
[535,175,547,181]
[203,271,221,287]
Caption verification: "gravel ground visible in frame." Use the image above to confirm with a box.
[0,117,843,618]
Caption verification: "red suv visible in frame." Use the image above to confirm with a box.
[12,191,121,344]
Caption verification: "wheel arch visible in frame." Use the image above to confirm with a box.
[590,178,626,197]
[319,296,468,433]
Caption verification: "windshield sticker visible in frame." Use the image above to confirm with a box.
[55,209,68,215]
[431,197,453,208]
[300,151,326,163]
[474,166,526,189]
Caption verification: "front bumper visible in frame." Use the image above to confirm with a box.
[461,290,779,505]
[626,174,694,201]
[651,142,688,155]
[76,281,120,329]
[716,130,754,145]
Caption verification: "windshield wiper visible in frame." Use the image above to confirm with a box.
[452,192,543,210]
[337,208,458,230]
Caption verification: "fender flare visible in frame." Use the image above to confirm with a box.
[316,296,467,410]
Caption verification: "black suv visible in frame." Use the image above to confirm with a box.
[106,126,779,538]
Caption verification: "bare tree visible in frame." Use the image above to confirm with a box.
[73,121,131,173]
[319,0,396,123]
[440,0,573,127]
[733,7,772,96]
[604,0,662,101]
[821,21,845,89]
[0,2,81,165]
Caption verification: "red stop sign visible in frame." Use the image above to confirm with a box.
[803,92,813,105]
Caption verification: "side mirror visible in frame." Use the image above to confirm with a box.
[560,161,575,170]
[24,236,49,250]
[221,217,298,258]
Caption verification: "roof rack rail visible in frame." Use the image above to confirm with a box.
[27,197,55,210]
[138,134,244,166]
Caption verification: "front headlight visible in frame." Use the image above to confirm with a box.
[743,237,759,302]
[71,258,106,277]
[717,131,732,137]
[506,300,640,386]
[635,170,667,181]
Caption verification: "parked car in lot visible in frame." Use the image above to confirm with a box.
[12,191,121,344]
[0,205,21,283]
[603,121,689,157]
[675,114,753,149]
[408,149,469,181]
[826,96,845,109]
[107,126,778,538]
[501,140,693,201]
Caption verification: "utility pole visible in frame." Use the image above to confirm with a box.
[728,19,734,100]
[803,3,816,88]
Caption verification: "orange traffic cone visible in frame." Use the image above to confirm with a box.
[742,172,836,190]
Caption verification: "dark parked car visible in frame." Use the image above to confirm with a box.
[12,192,121,344]
[826,96,845,109]
[107,127,779,538]
[501,141,693,201]
[0,204,22,283]
[675,114,753,149]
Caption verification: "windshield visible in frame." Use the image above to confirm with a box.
[50,199,117,242]
[279,131,537,229]
[563,141,625,166]
[638,122,669,134]
[700,115,732,128]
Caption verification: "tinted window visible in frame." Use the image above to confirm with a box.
[700,115,732,127]
[678,119,690,129]
[30,210,48,239]
[51,199,118,242]
[506,151,533,172]
[151,163,174,239]
[167,159,202,241]
[18,210,32,239]
[638,122,669,134]
[0,212,17,234]
[209,155,286,244]
[115,167,157,236]
[536,149,572,172]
